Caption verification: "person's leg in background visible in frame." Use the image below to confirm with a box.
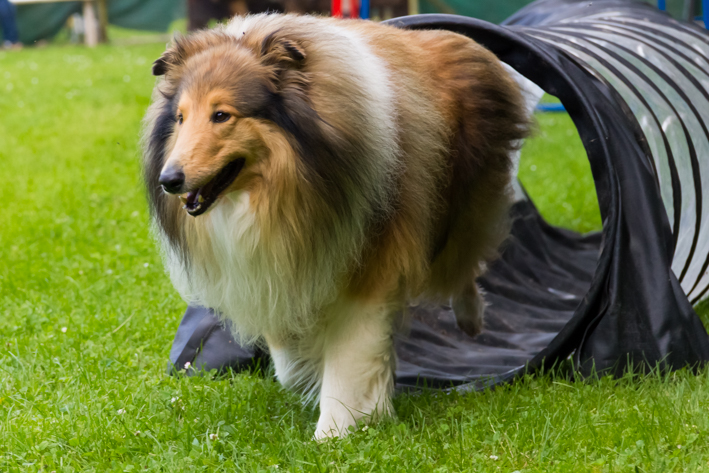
[187,0,231,31]
[0,0,20,48]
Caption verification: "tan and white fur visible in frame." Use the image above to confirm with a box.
[142,14,528,439]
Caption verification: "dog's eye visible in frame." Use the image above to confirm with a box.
[212,111,231,123]
[177,113,183,125]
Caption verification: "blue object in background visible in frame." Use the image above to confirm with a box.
[659,0,708,29]
[0,0,19,44]
[360,0,370,19]
[536,103,566,112]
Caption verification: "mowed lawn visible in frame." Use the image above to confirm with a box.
[1,39,709,473]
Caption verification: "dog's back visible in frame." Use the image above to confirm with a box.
[331,21,529,303]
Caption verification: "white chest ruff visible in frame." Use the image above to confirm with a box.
[165,192,344,343]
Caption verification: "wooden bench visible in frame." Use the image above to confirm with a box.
[9,0,108,46]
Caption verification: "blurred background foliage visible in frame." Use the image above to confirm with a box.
[3,0,703,45]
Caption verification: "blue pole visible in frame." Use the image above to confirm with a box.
[536,103,566,112]
[704,0,709,28]
[658,0,666,10]
[360,0,369,19]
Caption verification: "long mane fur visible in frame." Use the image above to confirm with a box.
[142,15,402,343]
[141,14,529,345]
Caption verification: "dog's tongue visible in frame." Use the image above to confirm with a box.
[180,189,204,213]
[174,158,246,217]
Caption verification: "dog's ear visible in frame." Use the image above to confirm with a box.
[152,35,187,76]
[261,32,306,72]
[152,52,172,76]
[152,32,233,76]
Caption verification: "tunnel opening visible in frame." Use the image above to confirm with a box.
[518,100,601,235]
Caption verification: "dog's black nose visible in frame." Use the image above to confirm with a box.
[159,168,185,194]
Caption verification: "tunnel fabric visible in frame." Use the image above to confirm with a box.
[167,0,709,388]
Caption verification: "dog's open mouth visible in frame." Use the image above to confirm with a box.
[179,158,246,217]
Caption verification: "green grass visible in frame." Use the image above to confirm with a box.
[519,112,603,234]
[0,42,708,472]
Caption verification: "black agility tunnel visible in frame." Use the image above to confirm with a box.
[167,0,709,389]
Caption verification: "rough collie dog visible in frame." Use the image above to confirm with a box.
[142,14,528,438]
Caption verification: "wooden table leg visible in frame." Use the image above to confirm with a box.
[96,0,108,43]
[83,0,98,47]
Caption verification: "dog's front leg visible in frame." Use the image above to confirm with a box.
[314,299,396,439]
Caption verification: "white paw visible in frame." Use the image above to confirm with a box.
[313,397,392,440]
[313,406,358,439]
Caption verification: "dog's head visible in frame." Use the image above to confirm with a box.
[148,30,308,217]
